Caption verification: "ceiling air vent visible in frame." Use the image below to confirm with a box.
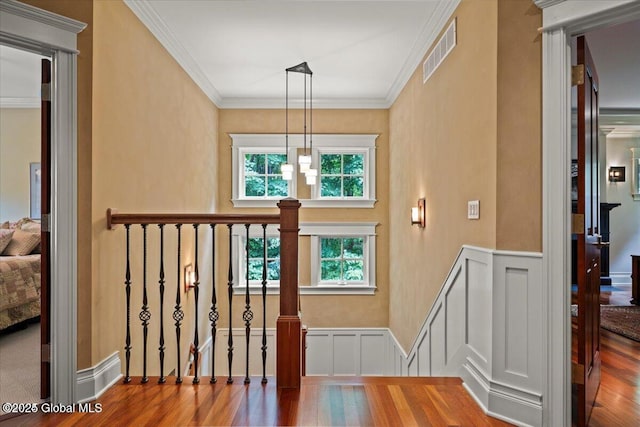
[423,18,457,84]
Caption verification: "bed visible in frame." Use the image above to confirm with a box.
[0,255,41,331]
[0,219,42,331]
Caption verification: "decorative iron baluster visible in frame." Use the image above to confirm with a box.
[261,224,268,384]
[243,224,253,384]
[124,224,132,384]
[209,224,219,384]
[192,224,200,384]
[158,224,166,384]
[227,224,234,384]
[173,224,184,384]
[139,224,151,384]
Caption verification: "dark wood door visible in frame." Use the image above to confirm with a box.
[574,35,602,427]
[40,58,51,399]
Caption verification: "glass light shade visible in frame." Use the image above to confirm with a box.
[298,155,312,173]
[305,168,318,185]
[281,163,294,181]
[411,207,420,224]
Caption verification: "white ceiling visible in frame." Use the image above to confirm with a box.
[0,1,639,111]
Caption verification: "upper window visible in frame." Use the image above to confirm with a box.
[319,153,365,198]
[231,134,376,208]
[243,153,288,198]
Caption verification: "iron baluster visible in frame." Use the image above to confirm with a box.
[173,224,184,384]
[243,224,253,384]
[192,224,200,384]
[139,224,151,384]
[261,224,268,384]
[158,224,166,384]
[227,224,234,384]
[124,224,132,383]
[209,225,219,383]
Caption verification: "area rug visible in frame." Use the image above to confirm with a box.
[600,305,640,343]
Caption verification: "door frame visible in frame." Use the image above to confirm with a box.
[0,0,85,405]
[535,0,640,425]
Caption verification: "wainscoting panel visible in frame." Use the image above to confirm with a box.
[306,329,389,376]
[387,246,544,427]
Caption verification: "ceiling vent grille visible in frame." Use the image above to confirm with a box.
[423,18,456,84]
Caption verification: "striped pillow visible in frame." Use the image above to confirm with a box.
[2,229,41,256]
[0,229,13,253]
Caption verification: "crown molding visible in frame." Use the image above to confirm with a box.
[219,96,389,110]
[0,97,40,108]
[123,0,223,107]
[0,0,86,35]
[384,0,461,107]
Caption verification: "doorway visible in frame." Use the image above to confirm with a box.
[539,1,640,425]
[0,0,85,405]
[0,44,48,412]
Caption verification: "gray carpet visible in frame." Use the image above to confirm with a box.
[0,322,42,414]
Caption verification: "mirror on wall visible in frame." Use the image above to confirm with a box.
[633,147,640,200]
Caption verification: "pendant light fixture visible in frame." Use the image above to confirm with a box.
[283,61,316,185]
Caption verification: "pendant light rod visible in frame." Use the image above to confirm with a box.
[285,70,289,162]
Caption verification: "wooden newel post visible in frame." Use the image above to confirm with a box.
[276,198,301,389]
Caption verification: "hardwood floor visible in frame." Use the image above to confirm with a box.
[1,376,512,427]
[589,329,640,426]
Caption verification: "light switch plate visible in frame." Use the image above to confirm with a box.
[468,200,480,219]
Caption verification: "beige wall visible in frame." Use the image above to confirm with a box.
[218,109,389,329]
[388,0,541,352]
[0,108,40,222]
[91,0,219,371]
[496,0,542,251]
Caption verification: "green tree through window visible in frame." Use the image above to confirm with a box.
[320,237,364,282]
[244,153,288,198]
[320,153,364,198]
[247,237,280,281]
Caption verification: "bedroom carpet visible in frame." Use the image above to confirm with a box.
[600,305,640,343]
[0,322,41,415]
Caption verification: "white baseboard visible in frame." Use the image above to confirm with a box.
[76,352,122,403]
[610,272,632,286]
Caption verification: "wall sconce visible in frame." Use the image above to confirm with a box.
[411,198,426,228]
[184,264,195,292]
[608,166,625,182]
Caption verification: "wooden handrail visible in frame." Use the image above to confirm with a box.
[107,208,280,229]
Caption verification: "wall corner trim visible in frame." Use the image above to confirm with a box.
[76,352,122,403]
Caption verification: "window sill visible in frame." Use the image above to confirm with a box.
[231,198,377,208]
[233,285,376,296]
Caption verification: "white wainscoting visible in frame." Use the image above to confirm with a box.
[305,329,389,376]
[387,246,544,427]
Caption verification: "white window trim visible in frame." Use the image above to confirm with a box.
[231,222,377,295]
[311,148,372,202]
[230,134,377,208]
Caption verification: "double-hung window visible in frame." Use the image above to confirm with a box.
[231,134,376,208]
[241,151,290,199]
[232,222,377,295]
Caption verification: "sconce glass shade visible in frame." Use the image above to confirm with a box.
[608,166,625,182]
[281,163,294,181]
[411,198,426,228]
[305,168,318,185]
[299,155,312,173]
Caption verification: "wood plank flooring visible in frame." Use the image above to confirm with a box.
[1,376,512,427]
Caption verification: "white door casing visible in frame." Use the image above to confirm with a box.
[0,0,85,404]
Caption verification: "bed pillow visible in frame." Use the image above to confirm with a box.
[2,229,41,256]
[0,229,14,253]
[1,221,9,229]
